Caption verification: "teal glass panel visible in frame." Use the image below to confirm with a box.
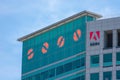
[90,73,99,80]
[116,70,120,80]
[64,62,72,72]
[103,53,112,67]
[116,52,120,65]
[116,61,120,65]
[90,55,99,67]
[103,62,112,67]
[71,75,85,80]
[61,71,85,80]
[40,71,49,80]
[56,65,64,75]
[103,71,112,80]
[35,73,40,80]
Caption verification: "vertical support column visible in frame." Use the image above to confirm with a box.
[99,71,103,80]
[86,53,90,80]
[113,29,117,80]
[100,52,103,80]
[86,21,90,80]
[113,29,117,47]
[100,30,103,80]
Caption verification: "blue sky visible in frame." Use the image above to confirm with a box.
[0,0,120,80]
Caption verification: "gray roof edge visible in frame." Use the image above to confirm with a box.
[17,10,102,42]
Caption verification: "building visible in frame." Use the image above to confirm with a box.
[18,10,120,80]
[86,16,120,80]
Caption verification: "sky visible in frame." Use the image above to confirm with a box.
[0,0,120,80]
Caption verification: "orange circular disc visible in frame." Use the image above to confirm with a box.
[41,42,49,54]
[28,53,34,60]
[73,29,81,41]
[27,48,34,60]
[57,36,64,47]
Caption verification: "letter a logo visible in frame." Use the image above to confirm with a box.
[90,31,100,41]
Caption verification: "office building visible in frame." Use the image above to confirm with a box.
[18,10,120,80]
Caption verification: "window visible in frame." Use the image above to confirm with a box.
[64,62,72,72]
[90,55,99,67]
[35,68,55,80]
[72,57,85,69]
[41,71,48,80]
[35,73,41,80]
[34,58,86,79]
[72,59,81,69]
[104,30,113,48]
[90,73,99,80]
[116,70,120,80]
[71,76,81,80]
[117,29,120,47]
[56,65,64,75]
[103,53,112,67]
[80,57,85,67]
[48,68,55,78]
[103,71,112,80]
[71,75,85,80]
[116,52,120,65]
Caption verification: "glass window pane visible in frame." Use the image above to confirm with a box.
[116,52,120,61]
[91,55,99,67]
[56,65,64,75]
[103,54,112,62]
[35,73,41,80]
[103,53,112,67]
[116,70,120,79]
[41,71,48,80]
[64,62,72,72]
[80,57,85,67]
[90,73,99,80]
[116,52,120,65]
[72,59,80,69]
[103,71,112,80]
[71,75,85,80]
[48,68,55,78]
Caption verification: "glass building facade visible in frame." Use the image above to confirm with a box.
[18,11,120,80]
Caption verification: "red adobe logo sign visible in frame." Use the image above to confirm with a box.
[90,31,100,41]
[90,31,100,46]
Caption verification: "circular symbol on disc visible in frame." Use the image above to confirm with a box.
[73,29,81,41]
[27,48,34,60]
[41,42,49,54]
[57,36,64,47]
